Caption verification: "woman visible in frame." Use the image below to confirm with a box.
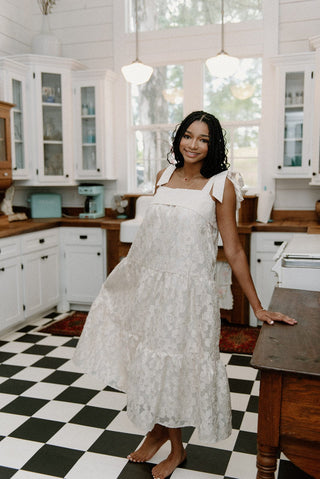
[73,111,296,479]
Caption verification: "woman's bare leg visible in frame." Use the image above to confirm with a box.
[151,427,186,479]
[127,424,169,463]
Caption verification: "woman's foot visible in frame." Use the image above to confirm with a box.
[127,425,169,463]
[151,448,187,479]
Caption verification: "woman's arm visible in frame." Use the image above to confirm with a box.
[215,178,297,326]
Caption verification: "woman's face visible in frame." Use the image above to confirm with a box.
[179,120,209,167]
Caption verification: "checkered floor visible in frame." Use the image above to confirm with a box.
[0,312,312,479]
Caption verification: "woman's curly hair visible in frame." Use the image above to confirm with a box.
[168,110,229,178]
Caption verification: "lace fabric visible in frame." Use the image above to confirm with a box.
[73,167,243,443]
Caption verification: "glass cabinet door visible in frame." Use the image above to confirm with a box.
[12,79,25,171]
[80,86,98,172]
[41,72,64,177]
[283,72,304,169]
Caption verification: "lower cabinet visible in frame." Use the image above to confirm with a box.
[250,232,294,326]
[0,255,24,331]
[60,227,106,310]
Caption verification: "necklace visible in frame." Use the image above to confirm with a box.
[181,172,202,181]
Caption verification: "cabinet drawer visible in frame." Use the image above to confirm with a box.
[62,227,103,245]
[0,237,20,260]
[254,232,294,253]
[21,228,59,254]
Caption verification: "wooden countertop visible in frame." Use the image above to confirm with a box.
[0,213,319,239]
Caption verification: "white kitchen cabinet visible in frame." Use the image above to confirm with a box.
[272,54,314,178]
[60,227,106,310]
[11,54,85,185]
[0,58,30,179]
[21,229,60,318]
[73,70,116,180]
[0,236,24,332]
[250,232,294,326]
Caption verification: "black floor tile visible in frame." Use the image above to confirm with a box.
[181,426,195,443]
[42,370,82,385]
[0,466,18,479]
[278,459,314,479]
[23,344,56,355]
[0,340,7,347]
[117,461,159,479]
[44,312,63,319]
[32,356,68,369]
[233,430,257,455]
[246,395,259,413]
[70,405,120,429]
[105,385,124,393]
[17,325,37,333]
[54,386,99,404]
[231,409,244,429]
[15,334,45,343]
[89,429,143,458]
[63,338,78,348]
[1,396,48,416]
[22,444,84,477]
[229,378,254,395]
[184,444,231,475]
[0,379,35,395]
[10,417,64,442]
[229,354,254,367]
[0,352,15,363]
[0,364,24,378]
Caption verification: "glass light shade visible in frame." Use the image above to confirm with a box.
[206,52,239,78]
[121,60,153,85]
[231,83,256,100]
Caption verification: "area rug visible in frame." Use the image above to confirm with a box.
[40,312,260,354]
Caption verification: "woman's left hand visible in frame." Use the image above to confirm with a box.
[255,309,297,326]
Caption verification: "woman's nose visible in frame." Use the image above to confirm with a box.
[190,138,197,149]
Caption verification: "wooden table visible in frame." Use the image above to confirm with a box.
[251,287,320,479]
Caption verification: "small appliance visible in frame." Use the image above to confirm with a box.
[78,184,105,219]
[29,193,62,218]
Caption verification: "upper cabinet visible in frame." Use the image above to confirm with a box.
[0,101,14,190]
[272,53,314,178]
[73,70,116,180]
[0,59,29,179]
[0,55,117,186]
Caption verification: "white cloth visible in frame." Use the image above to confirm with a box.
[73,166,243,443]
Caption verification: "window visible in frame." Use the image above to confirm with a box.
[132,64,184,191]
[204,58,262,188]
[128,0,262,32]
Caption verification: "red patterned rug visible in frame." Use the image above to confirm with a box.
[40,312,260,354]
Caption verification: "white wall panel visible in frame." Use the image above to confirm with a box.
[0,0,33,56]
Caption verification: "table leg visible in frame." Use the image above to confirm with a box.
[256,444,278,479]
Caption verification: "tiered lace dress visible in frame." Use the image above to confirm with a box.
[73,165,243,443]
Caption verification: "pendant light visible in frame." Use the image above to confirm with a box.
[206,0,239,78]
[121,0,153,85]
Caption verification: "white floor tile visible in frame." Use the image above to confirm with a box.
[0,342,32,353]
[37,335,72,347]
[251,380,260,396]
[12,471,59,479]
[3,353,43,367]
[172,469,223,478]
[188,428,238,451]
[230,392,250,411]
[33,400,84,422]
[46,346,74,359]
[0,437,42,469]
[47,423,104,450]
[225,451,257,479]
[0,332,26,341]
[107,410,146,436]
[12,366,53,382]
[57,359,83,373]
[65,452,127,479]
[240,411,258,433]
[0,393,16,408]
[88,390,127,410]
[71,374,107,391]
[20,382,67,400]
[0,412,29,435]
[219,352,232,365]
[226,365,258,381]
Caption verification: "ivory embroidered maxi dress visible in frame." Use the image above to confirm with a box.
[73,165,243,443]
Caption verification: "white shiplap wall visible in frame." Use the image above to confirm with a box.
[279,0,320,53]
[0,0,33,56]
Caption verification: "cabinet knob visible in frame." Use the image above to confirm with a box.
[277,165,282,170]
[3,171,8,176]
[39,238,45,244]
[257,258,261,263]
[13,166,17,171]
[97,252,101,256]
[97,168,100,172]
[65,174,69,178]
[0,267,5,272]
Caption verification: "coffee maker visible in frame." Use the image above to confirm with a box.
[78,184,104,219]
